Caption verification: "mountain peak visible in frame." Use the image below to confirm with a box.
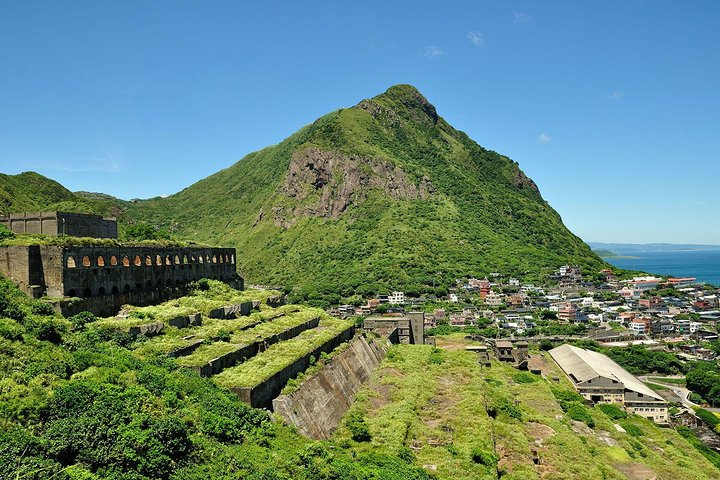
[366,84,439,123]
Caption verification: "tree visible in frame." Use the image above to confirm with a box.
[123,223,170,241]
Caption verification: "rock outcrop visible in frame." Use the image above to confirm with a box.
[273,147,434,227]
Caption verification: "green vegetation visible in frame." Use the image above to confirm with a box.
[213,317,352,389]
[686,361,720,406]
[0,273,435,479]
[693,407,720,431]
[338,338,720,479]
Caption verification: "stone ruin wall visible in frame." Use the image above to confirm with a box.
[272,335,388,439]
[1,212,118,238]
[0,244,240,316]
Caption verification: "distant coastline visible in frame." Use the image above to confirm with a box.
[589,242,720,286]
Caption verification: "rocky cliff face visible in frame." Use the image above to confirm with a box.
[273,146,434,227]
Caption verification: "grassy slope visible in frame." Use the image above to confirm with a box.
[0,171,121,216]
[335,336,720,480]
[0,276,433,479]
[122,85,606,295]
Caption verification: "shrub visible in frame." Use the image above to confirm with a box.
[429,348,444,365]
[694,407,720,430]
[564,401,595,428]
[0,317,24,340]
[31,301,55,316]
[597,403,628,420]
[68,311,97,330]
[346,410,371,442]
[470,448,498,467]
[619,421,644,437]
[512,372,538,384]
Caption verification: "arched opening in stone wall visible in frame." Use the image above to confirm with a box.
[218,255,223,264]
[145,255,152,266]
[124,284,131,292]
[82,256,91,267]
[134,255,142,266]
[190,255,196,263]
[67,256,76,268]
[97,256,105,267]
[67,288,77,297]
[122,256,130,267]
[212,255,217,264]
[155,255,162,266]
[183,255,188,264]
[199,255,204,264]
[135,282,142,290]
[98,287,106,295]
[231,254,235,264]
[225,254,229,263]
[174,255,180,265]
[83,288,92,297]
[111,286,119,295]
[206,254,211,263]
[110,255,118,266]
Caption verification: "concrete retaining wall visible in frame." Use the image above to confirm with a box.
[232,325,356,409]
[272,335,388,439]
[193,317,321,377]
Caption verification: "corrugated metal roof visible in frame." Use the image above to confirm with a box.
[549,344,664,402]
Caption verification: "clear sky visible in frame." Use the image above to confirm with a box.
[1,1,719,244]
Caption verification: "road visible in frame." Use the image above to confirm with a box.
[639,375,720,412]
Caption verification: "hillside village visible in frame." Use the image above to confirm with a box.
[334,266,719,363]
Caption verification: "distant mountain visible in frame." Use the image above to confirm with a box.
[2,86,607,299]
[589,242,720,254]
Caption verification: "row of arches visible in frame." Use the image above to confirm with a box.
[66,252,235,269]
[65,275,227,297]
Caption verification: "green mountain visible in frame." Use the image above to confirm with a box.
[0,171,122,217]
[123,84,605,299]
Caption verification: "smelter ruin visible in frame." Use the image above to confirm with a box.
[0,212,241,316]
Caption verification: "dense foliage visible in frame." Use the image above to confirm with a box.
[604,345,687,375]
[686,362,720,406]
[0,275,433,479]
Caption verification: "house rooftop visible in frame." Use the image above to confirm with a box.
[549,344,663,402]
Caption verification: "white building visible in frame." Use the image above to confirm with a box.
[485,292,503,307]
[388,291,406,305]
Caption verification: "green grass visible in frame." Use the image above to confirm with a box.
[648,376,686,386]
[213,317,352,388]
[175,308,323,367]
[336,337,720,480]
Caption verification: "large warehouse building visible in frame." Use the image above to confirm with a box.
[549,344,668,424]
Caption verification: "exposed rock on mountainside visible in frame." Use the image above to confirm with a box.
[273,147,434,227]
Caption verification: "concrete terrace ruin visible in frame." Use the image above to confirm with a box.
[0,212,241,316]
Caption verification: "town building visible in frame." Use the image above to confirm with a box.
[557,302,577,321]
[363,312,425,344]
[549,344,667,423]
[388,291,405,305]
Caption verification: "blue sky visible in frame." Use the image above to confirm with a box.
[1,1,719,244]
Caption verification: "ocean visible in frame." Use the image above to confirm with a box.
[604,250,720,287]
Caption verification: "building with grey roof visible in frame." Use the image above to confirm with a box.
[549,344,667,424]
